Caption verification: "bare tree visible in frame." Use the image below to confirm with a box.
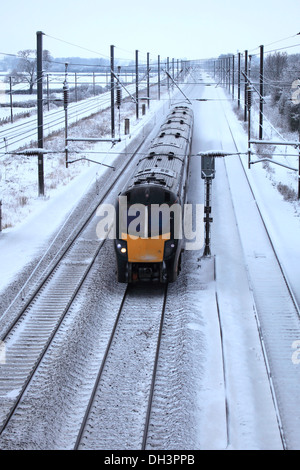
[9,49,52,94]
[264,52,288,103]
[265,52,288,80]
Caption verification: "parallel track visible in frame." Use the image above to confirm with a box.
[224,111,300,319]
[221,104,300,449]
[0,131,148,437]
[74,283,168,450]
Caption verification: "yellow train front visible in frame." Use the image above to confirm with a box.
[114,106,194,283]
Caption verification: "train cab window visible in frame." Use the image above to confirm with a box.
[121,205,148,238]
[148,207,171,238]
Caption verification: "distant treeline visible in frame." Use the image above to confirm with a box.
[249,52,300,133]
[0,54,145,73]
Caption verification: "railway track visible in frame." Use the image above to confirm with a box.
[3,80,296,449]
[0,235,105,434]
[224,110,300,319]
[74,283,168,450]
[0,88,200,451]
[0,81,153,153]
[0,115,157,438]
[221,103,300,449]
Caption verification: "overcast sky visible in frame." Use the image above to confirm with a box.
[1,0,299,62]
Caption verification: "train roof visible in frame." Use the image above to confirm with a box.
[124,106,193,196]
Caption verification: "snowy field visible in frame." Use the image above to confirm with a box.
[0,96,165,288]
[0,69,300,449]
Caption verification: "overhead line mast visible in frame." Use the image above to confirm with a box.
[37,30,45,197]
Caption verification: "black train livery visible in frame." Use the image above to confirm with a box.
[114,105,194,283]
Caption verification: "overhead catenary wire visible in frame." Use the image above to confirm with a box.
[44,33,110,60]
[0,98,110,153]
[0,70,163,154]
[1,31,298,156]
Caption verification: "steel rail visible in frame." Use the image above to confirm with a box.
[0,133,145,342]
[141,283,168,450]
[224,111,300,319]
[0,236,107,437]
[73,284,130,450]
[222,106,290,450]
[0,134,147,438]
[73,283,168,451]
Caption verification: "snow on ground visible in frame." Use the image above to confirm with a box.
[189,80,284,449]
[202,79,300,449]
[215,82,300,307]
[0,88,171,293]
[1,70,300,449]
[0,107,35,122]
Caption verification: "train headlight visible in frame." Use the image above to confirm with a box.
[116,240,128,257]
[164,240,177,258]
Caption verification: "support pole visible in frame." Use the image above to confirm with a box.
[167,57,169,91]
[204,178,212,256]
[147,52,150,109]
[9,77,13,123]
[63,63,69,168]
[298,150,300,200]
[232,55,235,100]
[244,50,248,122]
[158,55,161,100]
[47,74,50,111]
[116,65,121,137]
[228,56,231,92]
[298,117,300,200]
[110,45,115,138]
[75,72,78,102]
[248,86,252,169]
[135,50,139,119]
[259,45,264,140]
[37,31,44,197]
[125,118,130,135]
[238,53,241,108]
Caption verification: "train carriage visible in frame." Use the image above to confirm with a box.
[115,106,194,283]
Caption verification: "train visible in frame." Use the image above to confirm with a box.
[114,105,194,283]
